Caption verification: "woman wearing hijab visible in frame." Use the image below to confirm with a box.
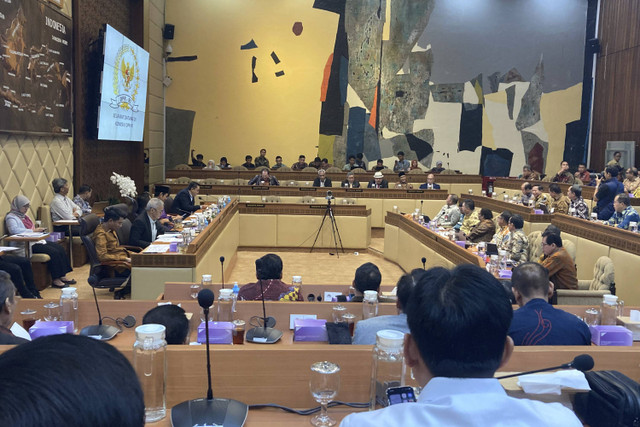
[5,196,74,289]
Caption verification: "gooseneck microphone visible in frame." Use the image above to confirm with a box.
[496,354,594,380]
[79,275,124,341]
[421,257,427,270]
[171,289,248,426]
[245,279,283,344]
[219,256,225,288]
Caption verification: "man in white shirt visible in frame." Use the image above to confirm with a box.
[50,177,83,234]
[432,194,460,227]
[340,264,582,427]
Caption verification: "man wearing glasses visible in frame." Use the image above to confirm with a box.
[539,231,577,290]
[129,198,166,248]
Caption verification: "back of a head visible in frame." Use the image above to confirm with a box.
[103,205,126,222]
[510,214,524,229]
[544,232,563,248]
[143,304,189,345]
[543,224,561,238]
[354,262,382,293]
[463,199,474,210]
[405,265,513,378]
[0,271,15,309]
[396,269,427,312]
[0,334,144,427]
[154,185,170,198]
[480,208,492,220]
[606,165,619,177]
[256,253,283,280]
[549,183,561,195]
[512,262,550,300]
[499,210,512,223]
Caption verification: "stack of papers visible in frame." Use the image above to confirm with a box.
[144,244,171,253]
[15,232,48,238]
[155,235,183,243]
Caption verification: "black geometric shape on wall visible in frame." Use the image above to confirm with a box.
[479,147,513,177]
[564,119,588,170]
[271,51,281,64]
[275,70,285,77]
[406,133,433,160]
[458,103,483,152]
[251,56,258,83]
[347,107,366,156]
[319,12,348,135]
[505,85,516,120]
[313,0,346,15]
[241,39,258,50]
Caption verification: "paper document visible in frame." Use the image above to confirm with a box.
[10,323,31,341]
[155,235,183,243]
[143,244,171,253]
[15,233,48,238]
[0,246,19,252]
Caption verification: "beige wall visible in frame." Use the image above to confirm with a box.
[0,1,73,222]
[164,0,338,167]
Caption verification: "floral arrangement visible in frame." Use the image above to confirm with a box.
[110,172,137,198]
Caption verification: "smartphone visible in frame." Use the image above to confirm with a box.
[386,386,417,405]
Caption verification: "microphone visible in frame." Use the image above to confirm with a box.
[496,354,594,380]
[79,276,123,340]
[171,289,248,426]
[245,279,283,344]
[421,257,427,269]
[219,256,225,289]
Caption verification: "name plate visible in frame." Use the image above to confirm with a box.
[199,185,212,189]
[299,187,317,192]
[309,204,328,209]
[345,188,363,193]
[251,186,269,190]
[407,190,425,194]
[245,203,266,208]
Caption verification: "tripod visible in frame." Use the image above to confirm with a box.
[310,197,345,257]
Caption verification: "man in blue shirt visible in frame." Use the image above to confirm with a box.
[509,262,590,346]
[393,151,410,172]
[594,166,624,220]
[608,193,639,229]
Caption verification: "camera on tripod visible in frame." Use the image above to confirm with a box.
[326,190,333,200]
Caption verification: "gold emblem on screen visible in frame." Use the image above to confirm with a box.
[110,45,140,112]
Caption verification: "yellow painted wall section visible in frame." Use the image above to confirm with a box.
[165,0,338,166]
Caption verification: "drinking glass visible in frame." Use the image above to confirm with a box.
[310,361,340,427]
[43,302,60,321]
[190,284,201,299]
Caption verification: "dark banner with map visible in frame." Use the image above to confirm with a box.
[0,0,72,135]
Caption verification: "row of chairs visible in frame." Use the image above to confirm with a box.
[174,163,455,175]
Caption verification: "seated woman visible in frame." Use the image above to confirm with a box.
[0,271,29,345]
[410,159,420,170]
[92,207,131,299]
[466,208,496,243]
[203,159,220,170]
[237,254,303,301]
[5,196,74,289]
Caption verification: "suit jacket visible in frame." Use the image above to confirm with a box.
[312,177,333,187]
[248,174,280,186]
[341,179,361,188]
[419,182,441,189]
[171,188,200,214]
[130,212,165,248]
[367,179,389,188]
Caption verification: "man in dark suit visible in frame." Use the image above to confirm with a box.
[367,171,389,188]
[170,181,200,215]
[312,169,332,187]
[248,168,280,186]
[419,173,441,189]
[341,171,361,188]
[129,198,165,248]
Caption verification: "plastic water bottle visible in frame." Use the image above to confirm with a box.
[60,287,78,333]
[217,288,234,322]
[232,282,240,312]
[363,290,379,319]
[369,330,405,410]
[133,324,167,422]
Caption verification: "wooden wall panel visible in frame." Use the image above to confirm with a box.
[591,0,640,170]
[72,0,145,202]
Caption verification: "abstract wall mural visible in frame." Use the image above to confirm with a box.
[314,0,590,176]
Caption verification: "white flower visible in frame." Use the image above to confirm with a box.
[111,172,137,198]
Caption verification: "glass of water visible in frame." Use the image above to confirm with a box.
[310,361,341,427]
[190,284,201,299]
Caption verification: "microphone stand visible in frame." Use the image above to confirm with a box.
[204,305,213,400]
[79,282,122,341]
[220,256,226,289]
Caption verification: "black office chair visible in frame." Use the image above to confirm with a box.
[81,235,130,299]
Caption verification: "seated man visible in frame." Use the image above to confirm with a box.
[143,304,190,345]
[506,214,528,266]
[393,151,410,172]
[170,181,201,215]
[568,185,589,219]
[354,153,366,170]
[349,262,382,302]
[352,269,426,345]
[623,167,639,194]
[430,161,445,174]
[238,254,303,301]
[539,232,578,290]
[608,193,639,229]
[73,184,93,215]
[291,155,308,171]
[129,198,165,248]
[218,156,231,169]
[248,168,280,186]
[552,161,575,184]
[241,155,256,170]
[93,207,131,299]
[367,171,389,189]
[491,211,512,250]
[50,177,83,234]
[153,185,176,229]
[343,155,357,171]
[548,183,570,214]
[519,164,540,181]
[309,156,322,169]
[531,184,550,212]
[254,148,270,168]
[419,173,440,190]
[395,172,413,189]
[341,171,360,188]
[0,271,29,344]
[509,262,591,346]
[433,194,461,227]
[574,163,591,185]
[312,169,332,187]
[371,159,385,171]
[320,158,331,170]
[454,199,480,235]
[520,182,533,205]
[271,155,284,170]
[341,264,581,426]
[0,334,144,426]
[191,149,206,167]
[465,208,495,243]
